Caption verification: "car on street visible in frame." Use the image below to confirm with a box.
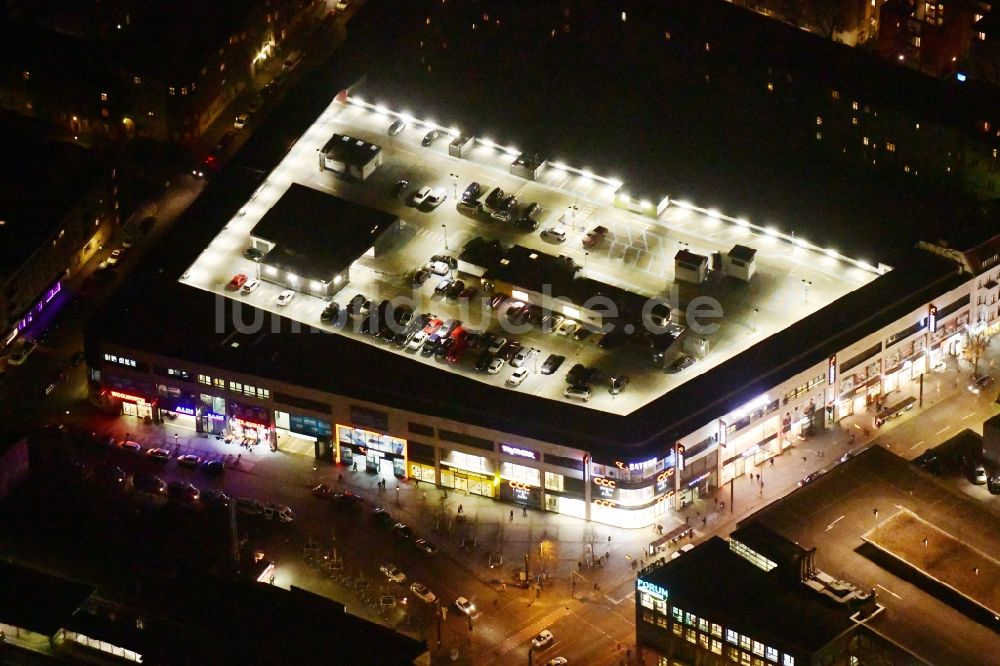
[972,463,988,485]
[393,179,409,197]
[609,374,629,395]
[167,480,200,502]
[532,630,554,649]
[392,522,415,540]
[507,368,529,387]
[564,385,592,402]
[202,459,225,475]
[545,659,568,666]
[454,597,475,616]
[555,320,578,336]
[541,314,564,333]
[241,278,260,294]
[227,273,248,290]
[421,129,441,146]
[276,289,296,306]
[798,470,824,487]
[201,489,230,506]
[388,118,407,135]
[540,354,565,375]
[380,564,406,583]
[434,277,454,295]
[320,302,341,323]
[968,375,995,394]
[234,113,250,130]
[414,538,437,554]
[146,447,171,461]
[413,186,433,206]
[331,490,364,507]
[445,280,465,299]
[177,454,201,468]
[134,474,167,494]
[491,195,518,222]
[119,440,143,454]
[106,248,124,265]
[373,507,395,527]
[409,582,437,604]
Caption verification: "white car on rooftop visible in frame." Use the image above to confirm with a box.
[407,330,428,350]
[276,290,296,306]
[507,368,529,387]
[426,188,447,208]
[241,278,260,294]
[413,186,433,206]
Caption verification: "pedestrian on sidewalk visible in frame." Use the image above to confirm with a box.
[769,458,774,467]
[458,504,463,515]
[509,510,514,522]
[522,506,527,517]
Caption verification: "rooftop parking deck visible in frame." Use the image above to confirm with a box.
[181,94,878,416]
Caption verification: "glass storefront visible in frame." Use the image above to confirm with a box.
[440,467,495,497]
[410,462,437,483]
[336,424,407,478]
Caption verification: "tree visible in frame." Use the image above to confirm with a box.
[961,331,989,376]
[582,525,603,565]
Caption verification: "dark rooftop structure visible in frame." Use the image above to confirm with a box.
[0,117,105,276]
[252,183,397,282]
[734,446,1000,665]
[320,133,383,167]
[0,561,93,636]
[641,537,855,656]
[728,245,757,264]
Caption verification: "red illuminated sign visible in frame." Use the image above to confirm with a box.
[109,390,150,404]
[508,481,534,491]
[234,417,268,429]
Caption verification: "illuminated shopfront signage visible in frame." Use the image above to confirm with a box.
[234,417,268,429]
[593,499,617,508]
[638,579,669,599]
[593,476,617,500]
[732,394,769,419]
[174,406,195,416]
[827,355,836,385]
[928,304,937,333]
[501,444,538,460]
[109,390,149,404]
[508,480,533,501]
[616,457,657,471]
[687,472,710,488]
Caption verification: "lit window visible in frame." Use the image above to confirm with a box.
[852,117,859,126]
[831,90,840,100]
[815,116,822,126]
[886,142,896,152]
[673,607,684,623]
[100,92,108,101]
[979,31,986,41]
[699,633,710,649]
[740,635,751,650]
[133,76,141,84]
[213,378,224,389]
[711,638,723,654]
[181,87,188,95]
[766,646,779,662]
[169,87,175,95]
[852,101,858,110]
[22,71,30,80]
[101,108,109,118]
[753,640,765,656]
[783,655,795,666]
[686,628,697,644]
[711,623,723,637]
[640,593,655,609]
[685,612,697,626]
[726,629,738,644]
[705,42,711,51]
[664,31,671,40]
[863,136,870,146]
[699,618,710,633]
[766,82,774,92]
[816,131,822,140]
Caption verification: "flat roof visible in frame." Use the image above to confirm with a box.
[641,537,854,655]
[252,183,397,282]
[0,560,93,635]
[738,446,1000,666]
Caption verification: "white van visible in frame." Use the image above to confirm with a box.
[282,50,302,71]
[564,385,592,402]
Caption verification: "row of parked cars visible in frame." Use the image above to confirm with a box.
[455,182,544,232]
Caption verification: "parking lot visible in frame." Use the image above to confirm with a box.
[181,94,878,415]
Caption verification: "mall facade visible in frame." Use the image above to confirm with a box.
[85,232,1000,529]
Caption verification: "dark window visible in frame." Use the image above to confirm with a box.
[408,440,436,465]
[562,477,585,494]
[684,435,716,459]
[273,392,329,414]
[438,429,493,451]
[839,341,882,374]
[408,422,435,437]
[936,294,970,320]
[886,319,927,348]
[350,405,389,431]
[542,453,585,471]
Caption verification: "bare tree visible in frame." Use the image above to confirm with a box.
[582,525,602,565]
[962,331,990,377]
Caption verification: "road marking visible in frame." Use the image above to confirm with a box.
[825,515,845,531]
[961,412,976,420]
[876,584,901,599]
[935,426,950,435]
[605,589,635,605]
[910,440,924,450]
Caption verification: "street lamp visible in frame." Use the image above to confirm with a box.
[873,508,879,543]
[752,307,759,332]
[442,224,449,251]
[449,172,459,199]
[801,279,813,305]
[584,251,589,269]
